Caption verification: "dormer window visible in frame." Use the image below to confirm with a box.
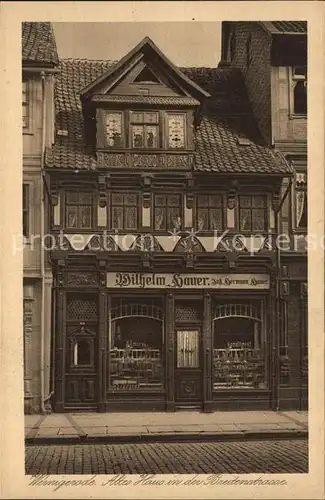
[130,112,159,148]
[106,112,123,147]
[133,66,160,84]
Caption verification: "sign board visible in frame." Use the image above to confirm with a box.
[106,272,270,290]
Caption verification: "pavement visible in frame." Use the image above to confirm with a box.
[25,410,308,445]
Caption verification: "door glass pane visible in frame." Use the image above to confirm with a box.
[177,330,199,368]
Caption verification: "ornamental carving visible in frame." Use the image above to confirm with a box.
[67,272,98,286]
[215,235,247,253]
[97,152,126,168]
[166,155,189,169]
[132,154,164,168]
[131,234,162,252]
[175,235,204,253]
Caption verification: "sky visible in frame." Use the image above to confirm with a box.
[53,22,222,67]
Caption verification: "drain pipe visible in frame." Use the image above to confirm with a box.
[40,71,46,413]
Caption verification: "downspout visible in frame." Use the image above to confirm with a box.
[273,174,293,411]
[40,72,46,413]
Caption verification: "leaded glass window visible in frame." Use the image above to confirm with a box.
[167,114,185,148]
[130,112,159,149]
[65,192,93,229]
[106,112,123,147]
[154,193,182,231]
[239,195,267,231]
[196,194,223,230]
[110,192,138,230]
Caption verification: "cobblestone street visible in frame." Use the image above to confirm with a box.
[25,438,308,475]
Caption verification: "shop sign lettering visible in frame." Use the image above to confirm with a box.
[106,273,270,289]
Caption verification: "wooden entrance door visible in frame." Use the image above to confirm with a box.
[175,328,202,406]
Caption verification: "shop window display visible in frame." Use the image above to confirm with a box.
[213,303,266,389]
[109,300,164,390]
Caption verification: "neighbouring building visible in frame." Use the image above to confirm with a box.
[22,22,59,413]
[43,35,297,413]
[222,21,308,409]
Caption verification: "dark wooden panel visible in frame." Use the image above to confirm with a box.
[175,370,202,402]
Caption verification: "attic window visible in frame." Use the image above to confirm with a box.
[133,66,160,84]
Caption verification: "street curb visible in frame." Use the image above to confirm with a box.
[25,429,308,446]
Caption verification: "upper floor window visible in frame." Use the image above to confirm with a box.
[110,192,139,230]
[167,114,185,149]
[196,194,223,231]
[22,184,29,238]
[154,193,182,231]
[239,195,267,231]
[65,192,93,229]
[22,81,29,128]
[292,66,307,115]
[106,112,123,147]
[130,112,159,149]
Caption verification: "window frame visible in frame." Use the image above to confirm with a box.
[129,111,160,149]
[108,191,140,231]
[153,192,183,233]
[195,192,225,232]
[290,66,307,118]
[64,190,96,231]
[237,194,268,233]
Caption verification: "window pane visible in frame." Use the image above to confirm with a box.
[80,206,92,228]
[106,112,122,147]
[240,209,251,230]
[239,195,251,208]
[154,195,166,207]
[66,192,79,204]
[111,192,123,205]
[66,207,78,228]
[77,341,91,365]
[131,112,144,123]
[154,207,165,230]
[167,207,181,230]
[294,81,307,114]
[210,209,223,229]
[23,211,29,238]
[167,195,180,207]
[252,196,266,208]
[209,195,222,208]
[23,185,29,209]
[168,114,185,148]
[125,207,137,230]
[197,209,208,230]
[198,195,209,207]
[132,125,144,148]
[124,193,137,205]
[112,207,123,229]
[252,209,265,231]
[145,125,158,148]
[144,112,158,123]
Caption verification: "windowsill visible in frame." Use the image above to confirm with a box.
[292,228,308,235]
[289,113,307,120]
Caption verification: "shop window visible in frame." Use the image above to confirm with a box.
[110,192,139,230]
[154,193,182,231]
[109,300,164,391]
[22,184,30,238]
[130,111,159,149]
[106,112,123,147]
[167,114,185,149]
[292,67,307,115]
[22,80,29,128]
[212,303,266,389]
[239,195,267,231]
[196,194,223,231]
[65,191,93,229]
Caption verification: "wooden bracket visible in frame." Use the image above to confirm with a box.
[98,174,108,208]
[50,179,59,206]
[142,175,152,209]
[186,174,194,209]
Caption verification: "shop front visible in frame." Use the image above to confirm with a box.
[53,270,273,412]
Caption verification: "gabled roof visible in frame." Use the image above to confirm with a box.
[46,58,291,175]
[80,36,210,99]
[22,22,59,66]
